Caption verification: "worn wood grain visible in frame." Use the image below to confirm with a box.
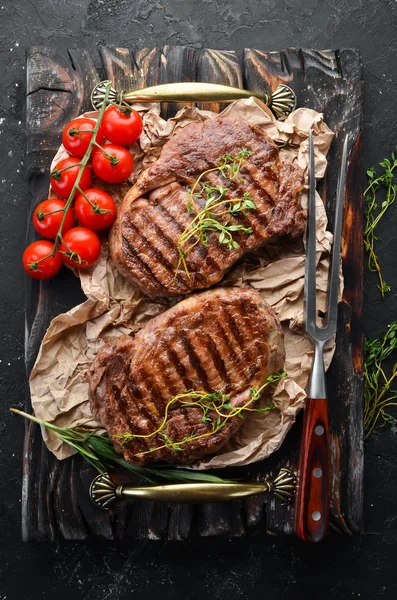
[197,49,242,113]
[24,44,363,540]
[99,46,137,92]
[159,45,198,119]
[24,46,98,542]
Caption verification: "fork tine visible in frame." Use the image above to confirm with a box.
[304,129,317,337]
[324,135,349,335]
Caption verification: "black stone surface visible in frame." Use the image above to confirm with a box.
[0,0,397,598]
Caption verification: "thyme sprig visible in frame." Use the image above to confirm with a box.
[364,322,397,438]
[176,149,256,277]
[118,371,287,458]
[10,409,234,484]
[364,150,397,297]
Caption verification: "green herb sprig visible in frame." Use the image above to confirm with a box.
[10,409,233,485]
[364,150,397,297]
[118,372,287,459]
[364,322,397,438]
[176,149,256,277]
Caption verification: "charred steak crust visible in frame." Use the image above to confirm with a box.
[110,115,305,297]
[88,287,285,465]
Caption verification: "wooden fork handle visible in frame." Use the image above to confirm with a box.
[295,397,329,542]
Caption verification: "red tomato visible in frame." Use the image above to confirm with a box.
[62,118,103,158]
[32,198,74,239]
[101,106,143,145]
[60,227,101,269]
[50,157,92,199]
[92,144,134,184]
[22,240,63,280]
[75,188,117,231]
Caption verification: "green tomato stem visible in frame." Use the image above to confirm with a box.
[51,83,112,255]
[93,140,119,165]
[75,186,111,215]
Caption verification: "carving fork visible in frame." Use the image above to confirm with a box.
[295,130,349,542]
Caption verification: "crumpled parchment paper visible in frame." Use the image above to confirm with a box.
[29,97,336,469]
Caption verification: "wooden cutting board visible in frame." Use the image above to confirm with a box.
[23,45,363,541]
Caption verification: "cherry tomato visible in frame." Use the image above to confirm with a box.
[22,240,63,280]
[32,198,74,239]
[50,157,92,199]
[60,227,101,269]
[75,188,117,231]
[101,106,143,145]
[62,118,104,158]
[92,144,134,184]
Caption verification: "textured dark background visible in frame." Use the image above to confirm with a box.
[1,0,397,598]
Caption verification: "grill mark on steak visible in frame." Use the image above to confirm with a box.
[213,319,240,364]
[134,367,169,410]
[122,235,162,290]
[241,162,277,205]
[205,170,267,237]
[156,200,222,276]
[236,299,268,365]
[161,340,193,390]
[149,346,183,407]
[209,320,247,388]
[156,202,185,234]
[126,375,160,435]
[159,340,206,432]
[203,332,231,392]
[180,331,211,391]
[126,219,182,288]
[221,305,245,348]
[220,171,272,231]
[138,211,189,290]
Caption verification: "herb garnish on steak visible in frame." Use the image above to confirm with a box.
[110,115,305,297]
[87,287,285,465]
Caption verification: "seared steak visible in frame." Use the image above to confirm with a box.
[110,115,304,297]
[88,287,285,465]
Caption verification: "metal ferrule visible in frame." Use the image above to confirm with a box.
[307,339,327,399]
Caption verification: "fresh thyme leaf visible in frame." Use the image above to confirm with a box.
[250,387,260,401]
[364,322,397,438]
[119,372,286,458]
[364,148,397,297]
[175,150,256,277]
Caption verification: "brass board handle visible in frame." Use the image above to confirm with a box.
[91,81,297,120]
[90,468,296,510]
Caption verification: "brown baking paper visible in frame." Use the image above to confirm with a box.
[30,98,337,468]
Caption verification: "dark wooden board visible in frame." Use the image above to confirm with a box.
[23,45,363,540]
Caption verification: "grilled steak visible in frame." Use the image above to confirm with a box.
[110,115,305,297]
[88,287,285,465]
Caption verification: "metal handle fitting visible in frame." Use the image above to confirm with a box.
[90,81,297,120]
[90,467,296,510]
